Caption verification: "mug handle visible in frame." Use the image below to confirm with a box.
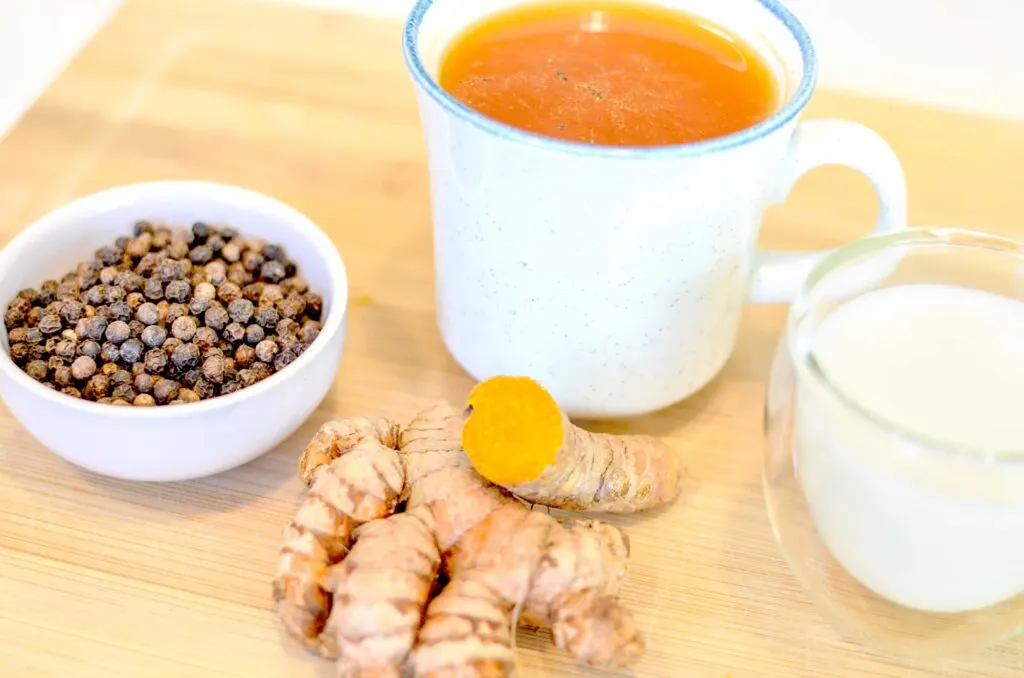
[748,119,908,304]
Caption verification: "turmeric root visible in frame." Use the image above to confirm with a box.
[462,376,684,513]
[273,399,646,676]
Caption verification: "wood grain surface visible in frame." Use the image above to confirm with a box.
[1,0,1023,676]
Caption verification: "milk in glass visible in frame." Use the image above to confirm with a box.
[795,282,1024,614]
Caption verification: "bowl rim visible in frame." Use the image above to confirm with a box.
[0,179,349,419]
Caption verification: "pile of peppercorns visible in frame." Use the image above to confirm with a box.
[2,220,324,406]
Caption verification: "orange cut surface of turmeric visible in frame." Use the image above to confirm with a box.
[462,375,564,485]
[463,376,685,513]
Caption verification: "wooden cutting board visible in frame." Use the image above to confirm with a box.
[1,0,1022,676]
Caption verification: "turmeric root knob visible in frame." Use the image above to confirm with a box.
[462,376,684,513]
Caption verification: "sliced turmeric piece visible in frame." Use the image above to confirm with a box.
[462,376,684,513]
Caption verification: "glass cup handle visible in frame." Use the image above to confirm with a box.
[749,119,908,304]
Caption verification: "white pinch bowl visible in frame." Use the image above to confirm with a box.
[0,181,348,481]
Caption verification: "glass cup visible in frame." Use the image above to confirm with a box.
[763,227,1024,658]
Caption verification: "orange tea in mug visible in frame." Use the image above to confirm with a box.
[438,1,780,146]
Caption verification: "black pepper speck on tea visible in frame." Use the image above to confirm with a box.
[3,220,325,406]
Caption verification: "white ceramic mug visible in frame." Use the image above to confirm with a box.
[403,0,907,418]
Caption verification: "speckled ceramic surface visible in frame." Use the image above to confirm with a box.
[403,0,908,418]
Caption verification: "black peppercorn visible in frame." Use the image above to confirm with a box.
[259,285,284,307]
[112,384,136,402]
[204,306,229,330]
[144,348,168,374]
[105,320,131,344]
[101,362,119,377]
[166,303,188,326]
[283,276,309,294]
[7,327,28,344]
[222,241,242,262]
[143,278,164,300]
[192,326,218,350]
[133,393,156,406]
[223,322,245,343]
[234,344,256,368]
[4,307,25,328]
[38,314,63,335]
[83,373,110,399]
[38,281,57,304]
[96,245,121,267]
[227,263,248,286]
[140,324,167,348]
[220,380,243,396]
[278,293,306,319]
[54,339,77,361]
[9,342,30,364]
[250,362,273,381]
[127,292,145,311]
[205,261,227,285]
[100,266,118,285]
[54,366,73,387]
[227,298,253,324]
[108,300,132,322]
[80,316,107,341]
[58,300,85,324]
[100,342,121,363]
[178,388,201,404]
[193,378,216,399]
[275,318,297,337]
[25,360,48,381]
[114,270,143,293]
[57,281,80,301]
[78,341,101,359]
[168,238,189,260]
[162,338,182,359]
[260,260,286,283]
[189,296,210,315]
[119,338,145,364]
[190,245,213,264]
[134,373,154,393]
[254,305,279,329]
[153,378,180,403]
[254,339,278,363]
[171,342,200,371]
[201,354,226,383]
[128,319,145,337]
[171,315,198,341]
[136,302,160,326]
[165,279,191,302]
[218,282,242,304]
[300,320,322,344]
[157,260,182,283]
[192,221,213,241]
[305,293,323,320]
[180,369,201,388]
[62,387,82,398]
[245,324,264,345]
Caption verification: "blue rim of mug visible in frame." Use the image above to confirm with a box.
[402,0,817,159]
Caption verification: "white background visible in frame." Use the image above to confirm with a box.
[1,0,1023,140]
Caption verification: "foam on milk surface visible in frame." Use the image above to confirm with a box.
[812,283,1024,453]
[795,282,1024,614]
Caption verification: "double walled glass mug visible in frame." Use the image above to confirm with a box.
[764,227,1024,658]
